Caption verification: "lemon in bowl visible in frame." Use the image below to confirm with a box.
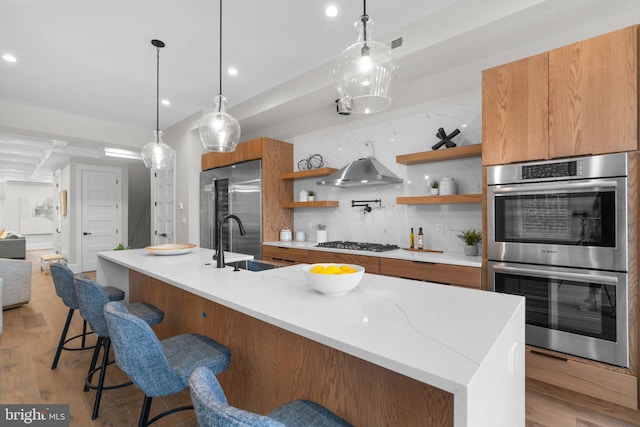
[302,263,365,295]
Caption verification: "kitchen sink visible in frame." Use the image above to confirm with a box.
[226,259,282,271]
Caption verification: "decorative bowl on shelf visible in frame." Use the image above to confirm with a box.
[302,263,365,295]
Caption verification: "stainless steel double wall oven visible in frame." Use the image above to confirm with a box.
[487,153,629,367]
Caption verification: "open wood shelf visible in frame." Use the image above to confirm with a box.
[282,201,339,208]
[396,194,483,205]
[396,144,482,165]
[281,168,338,180]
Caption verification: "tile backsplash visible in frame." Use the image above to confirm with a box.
[289,103,483,253]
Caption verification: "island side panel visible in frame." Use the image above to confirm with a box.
[129,270,454,426]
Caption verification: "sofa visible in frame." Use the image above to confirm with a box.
[0,230,26,259]
[0,258,31,309]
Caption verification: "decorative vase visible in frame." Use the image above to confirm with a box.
[431,188,439,195]
[464,245,479,256]
[308,196,315,202]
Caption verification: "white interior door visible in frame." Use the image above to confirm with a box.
[153,166,175,244]
[81,169,120,271]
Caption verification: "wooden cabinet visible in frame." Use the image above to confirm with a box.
[549,25,638,158]
[483,25,639,165]
[262,246,308,265]
[307,251,380,274]
[482,53,549,165]
[201,137,293,242]
[379,258,481,289]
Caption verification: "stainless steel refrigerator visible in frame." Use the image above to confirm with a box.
[200,159,262,260]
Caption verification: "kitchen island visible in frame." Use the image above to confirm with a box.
[97,247,524,427]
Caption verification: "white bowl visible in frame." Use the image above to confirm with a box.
[302,263,365,295]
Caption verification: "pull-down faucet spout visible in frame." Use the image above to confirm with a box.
[215,214,246,268]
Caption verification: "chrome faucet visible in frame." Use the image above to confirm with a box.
[215,214,246,268]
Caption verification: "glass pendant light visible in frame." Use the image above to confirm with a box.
[198,0,241,152]
[141,39,175,169]
[333,0,399,114]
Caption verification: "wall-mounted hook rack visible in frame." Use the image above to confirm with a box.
[351,199,381,214]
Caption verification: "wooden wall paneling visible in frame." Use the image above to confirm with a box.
[128,274,454,426]
[261,138,293,243]
[482,52,549,165]
[307,251,380,274]
[129,270,184,338]
[549,26,638,158]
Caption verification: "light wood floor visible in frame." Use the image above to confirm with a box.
[1,250,640,426]
[0,250,196,426]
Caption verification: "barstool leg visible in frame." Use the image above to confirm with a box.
[138,395,153,427]
[85,337,103,392]
[81,320,88,348]
[91,337,111,420]
[51,308,74,370]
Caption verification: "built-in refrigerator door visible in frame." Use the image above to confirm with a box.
[200,166,231,250]
[229,160,262,259]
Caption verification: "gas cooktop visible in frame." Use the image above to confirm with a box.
[315,241,400,252]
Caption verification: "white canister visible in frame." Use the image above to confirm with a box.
[295,230,306,242]
[279,228,292,242]
[299,189,309,202]
[316,229,328,243]
[439,177,457,195]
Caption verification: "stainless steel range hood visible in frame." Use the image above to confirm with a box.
[317,156,403,187]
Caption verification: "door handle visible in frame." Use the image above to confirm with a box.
[83,232,92,236]
[159,233,167,237]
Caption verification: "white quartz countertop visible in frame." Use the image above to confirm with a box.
[97,247,522,403]
[263,240,482,267]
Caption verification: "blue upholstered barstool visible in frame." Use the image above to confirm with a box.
[49,262,125,369]
[74,275,165,420]
[189,366,353,427]
[103,301,232,427]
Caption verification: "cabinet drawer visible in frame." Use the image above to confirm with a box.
[379,258,481,289]
[527,347,638,410]
[307,251,380,274]
[262,246,308,264]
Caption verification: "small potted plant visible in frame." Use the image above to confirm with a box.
[457,229,482,256]
[430,179,439,195]
[308,190,315,202]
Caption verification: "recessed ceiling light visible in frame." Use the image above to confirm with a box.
[2,54,17,63]
[161,99,170,106]
[227,67,238,76]
[325,5,338,17]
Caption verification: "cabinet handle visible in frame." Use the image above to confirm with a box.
[412,260,435,265]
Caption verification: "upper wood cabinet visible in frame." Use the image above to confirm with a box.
[201,137,293,242]
[482,53,549,165]
[482,25,639,165]
[549,25,638,158]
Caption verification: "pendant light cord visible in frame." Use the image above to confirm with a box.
[155,44,160,141]
[218,0,223,112]
[362,0,368,42]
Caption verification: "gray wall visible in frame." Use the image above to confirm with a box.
[128,163,151,248]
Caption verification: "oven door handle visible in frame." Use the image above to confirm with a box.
[492,265,619,285]
[491,180,618,194]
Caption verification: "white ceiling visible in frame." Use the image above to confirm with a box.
[1,0,640,182]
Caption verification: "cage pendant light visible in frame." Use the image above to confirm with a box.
[333,0,399,115]
[198,0,241,152]
[142,39,175,169]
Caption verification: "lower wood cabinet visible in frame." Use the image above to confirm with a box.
[262,246,308,264]
[307,251,380,274]
[526,346,638,411]
[262,246,479,288]
[379,258,481,289]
